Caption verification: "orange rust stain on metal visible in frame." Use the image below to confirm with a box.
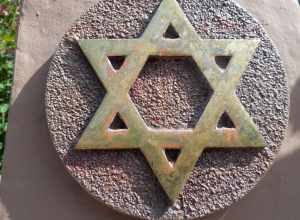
[104,130,129,143]
[107,65,116,77]
[158,48,170,56]
[161,143,181,149]
[224,129,238,143]
[122,117,129,127]
[121,58,130,69]
[103,130,113,142]
[106,112,116,127]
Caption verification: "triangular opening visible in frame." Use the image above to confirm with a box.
[108,56,126,70]
[109,113,128,130]
[215,56,231,70]
[217,112,235,128]
[163,24,180,39]
[165,149,181,164]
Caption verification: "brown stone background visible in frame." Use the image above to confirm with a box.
[0,0,299,220]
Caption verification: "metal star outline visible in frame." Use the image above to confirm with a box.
[76,0,265,201]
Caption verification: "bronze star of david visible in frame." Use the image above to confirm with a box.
[76,0,265,201]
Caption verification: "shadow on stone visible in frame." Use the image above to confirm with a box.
[0,60,134,220]
[289,78,300,133]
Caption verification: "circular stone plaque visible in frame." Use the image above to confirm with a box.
[46,0,289,219]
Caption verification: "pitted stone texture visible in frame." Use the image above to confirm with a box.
[130,57,213,129]
[45,0,289,219]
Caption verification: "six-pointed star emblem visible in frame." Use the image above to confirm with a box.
[76,0,265,201]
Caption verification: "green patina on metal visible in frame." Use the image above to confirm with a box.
[76,0,265,202]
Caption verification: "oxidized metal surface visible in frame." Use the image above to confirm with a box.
[76,0,265,201]
[46,0,289,219]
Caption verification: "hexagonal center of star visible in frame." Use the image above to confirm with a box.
[129,56,213,129]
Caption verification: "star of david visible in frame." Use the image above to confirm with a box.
[76,0,265,201]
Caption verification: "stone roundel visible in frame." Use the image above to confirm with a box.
[45,0,289,219]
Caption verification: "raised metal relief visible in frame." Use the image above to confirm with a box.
[76,0,265,201]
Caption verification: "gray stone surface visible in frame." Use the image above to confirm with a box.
[0,0,300,220]
[45,0,288,219]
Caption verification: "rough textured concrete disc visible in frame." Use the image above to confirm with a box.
[45,0,289,219]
